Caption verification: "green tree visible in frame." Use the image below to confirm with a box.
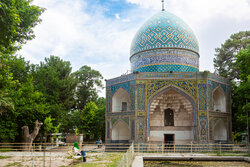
[44,116,55,135]
[213,31,250,80]
[80,101,97,140]
[0,0,44,54]
[33,56,77,127]
[0,0,44,142]
[0,55,47,142]
[233,46,250,136]
[93,97,106,140]
[74,65,103,110]
[0,57,16,115]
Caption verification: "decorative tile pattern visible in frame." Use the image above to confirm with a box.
[135,64,199,73]
[107,121,110,139]
[106,111,135,117]
[198,83,207,110]
[130,85,135,111]
[130,11,199,56]
[209,73,230,84]
[137,118,146,142]
[131,48,199,62]
[137,72,200,79]
[111,118,129,128]
[137,111,146,116]
[111,82,130,95]
[212,81,226,93]
[209,120,213,141]
[208,84,212,111]
[226,86,231,112]
[130,49,199,72]
[199,118,207,142]
[199,111,207,117]
[131,120,135,140]
[146,85,198,141]
[137,84,145,110]
[146,80,197,102]
[106,87,111,112]
[122,117,129,126]
[111,118,118,126]
[106,73,135,86]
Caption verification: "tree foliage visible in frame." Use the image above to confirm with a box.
[214,31,250,142]
[232,46,250,135]
[0,0,44,54]
[0,0,106,143]
[0,57,16,115]
[33,56,77,126]
[213,31,250,80]
[0,55,47,142]
[74,65,103,110]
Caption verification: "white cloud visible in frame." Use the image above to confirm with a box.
[19,0,250,98]
[20,0,137,77]
[126,0,250,72]
[115,13,120,19]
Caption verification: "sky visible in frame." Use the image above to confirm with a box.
[19,0,250,96]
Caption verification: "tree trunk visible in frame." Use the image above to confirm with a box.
[22,120,43,151]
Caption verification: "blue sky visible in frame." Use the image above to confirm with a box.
[19,0,250,96]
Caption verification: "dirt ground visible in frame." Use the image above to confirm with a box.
[0,152,106,167]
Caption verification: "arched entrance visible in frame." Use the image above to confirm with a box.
[213,120,227,142]
[213,87,226,112]
[148,87,195,144]
[111,120,129,142]
[112,87,129,112]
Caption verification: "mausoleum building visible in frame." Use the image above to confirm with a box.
[105,9,232,144]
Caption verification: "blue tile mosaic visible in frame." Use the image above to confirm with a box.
[130,85,135,111]
[212,81,226,93]
[130,49,199,72]
[106,86,111,112]
[137,85,145,110]
[198,84,207,110]
[130,11,199,56]
[107,121,110,139]
[209,74,230,84]
[135,64,198,73]
[131,120,135,140]
[106,73,135,86]
[146,80,197,101]
[111,82,130,95]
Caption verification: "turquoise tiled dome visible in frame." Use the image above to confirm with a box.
[130,11,200,73]
[130,11,199,56]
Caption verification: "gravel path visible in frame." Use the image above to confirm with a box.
[0,152,106,167]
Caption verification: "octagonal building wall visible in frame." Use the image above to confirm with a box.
[105,71,231,144]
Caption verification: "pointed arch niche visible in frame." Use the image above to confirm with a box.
[213,120,227,141]
[112,120,129,141]
[148,87,194,143]
[112,87,129,112]
[213,87,226,112]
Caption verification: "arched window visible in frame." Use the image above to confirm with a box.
[214,120,227,141]
[213,88,226,112]
[112,121,129,141]
[112,88,129,112]
[164,108,174,126]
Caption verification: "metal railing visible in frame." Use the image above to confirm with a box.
[0,142,249,166]
[0,142,248,153]
[118,143,135,167]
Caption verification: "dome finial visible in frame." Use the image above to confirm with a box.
[161,0,165,11]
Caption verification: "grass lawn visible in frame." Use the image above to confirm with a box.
[72,153,124,167]
[0,155,11,159]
